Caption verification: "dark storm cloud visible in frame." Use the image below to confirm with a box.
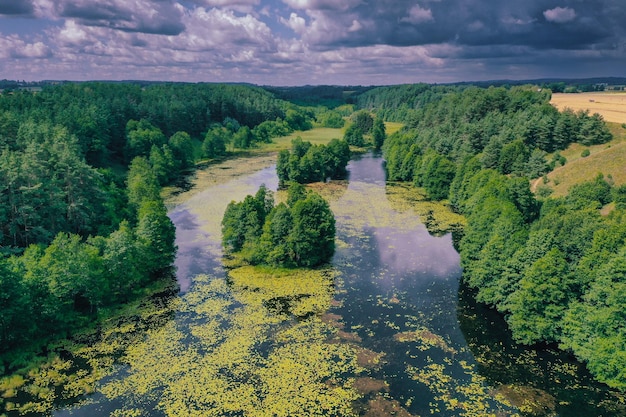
[0,0,34,16]
[2,0,624,84]
[59,0,186,35]
[61,3,131,22]
[293,0,625,54]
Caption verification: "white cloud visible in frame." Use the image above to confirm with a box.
[58,20,90,46]
[41,5,279,79]
[401,5,433,24]
[501,16,535,26]
[20,41,52,57]
[32,0,56,19]
[0,35,52,58]
[280,12,307,35]
[348,19,362,32]
[297,10,343,44]
[180,8,275,50]
[187,0,261,14]
[543,7,576,23]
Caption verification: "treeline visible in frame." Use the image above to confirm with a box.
[0,82,314,364]
[377,85,626,389]
[0,82,312,167]
[383,86,611,199]
[355,84,459,122]
[453,167,626,389]
[222,184,336,268]
[342,111,386,149]
[264,85,373,108]
[277,138,350,187]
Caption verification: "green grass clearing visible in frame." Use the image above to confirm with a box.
[384,122,404,136]
[262,128,344,152]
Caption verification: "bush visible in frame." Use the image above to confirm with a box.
[612,184,626,209]
[536,185,554,198]
[581,148,591,157]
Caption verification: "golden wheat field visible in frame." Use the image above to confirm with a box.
[550,92,626,124]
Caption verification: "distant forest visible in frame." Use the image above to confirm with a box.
[4,75,626,97]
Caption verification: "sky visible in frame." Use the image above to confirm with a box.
[0,0,624,85]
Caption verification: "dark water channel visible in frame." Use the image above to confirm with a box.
[328,153,625,417]
[56,152,624,416]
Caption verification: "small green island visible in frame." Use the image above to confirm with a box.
[222,183,337,268]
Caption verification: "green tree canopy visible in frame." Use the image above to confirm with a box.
[125,119,167,161]
[222,185,335,268]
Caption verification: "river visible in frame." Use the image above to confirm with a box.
[54,152,624,417]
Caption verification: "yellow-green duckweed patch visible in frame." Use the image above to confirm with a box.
[407,360,519,417]
[386,182,466,235]
[228,265,337,317]
[100,269,363,417]
[0,284,179,416]
[326,181,425,239]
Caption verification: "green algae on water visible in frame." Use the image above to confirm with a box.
[101,269,364,417]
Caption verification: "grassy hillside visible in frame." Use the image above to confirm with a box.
[537,122,626,197]
[384,122,404,136]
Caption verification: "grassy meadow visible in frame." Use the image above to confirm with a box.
[384,121,404,136]
[260,121,403,153]
[262,127,344,151]
[537,121,626,197]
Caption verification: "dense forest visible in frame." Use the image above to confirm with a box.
[0,82,317,365]
[375,85,625,389]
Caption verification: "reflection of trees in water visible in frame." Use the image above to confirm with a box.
[457,283,626,417]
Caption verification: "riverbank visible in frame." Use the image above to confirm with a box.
[163,126,346,207]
